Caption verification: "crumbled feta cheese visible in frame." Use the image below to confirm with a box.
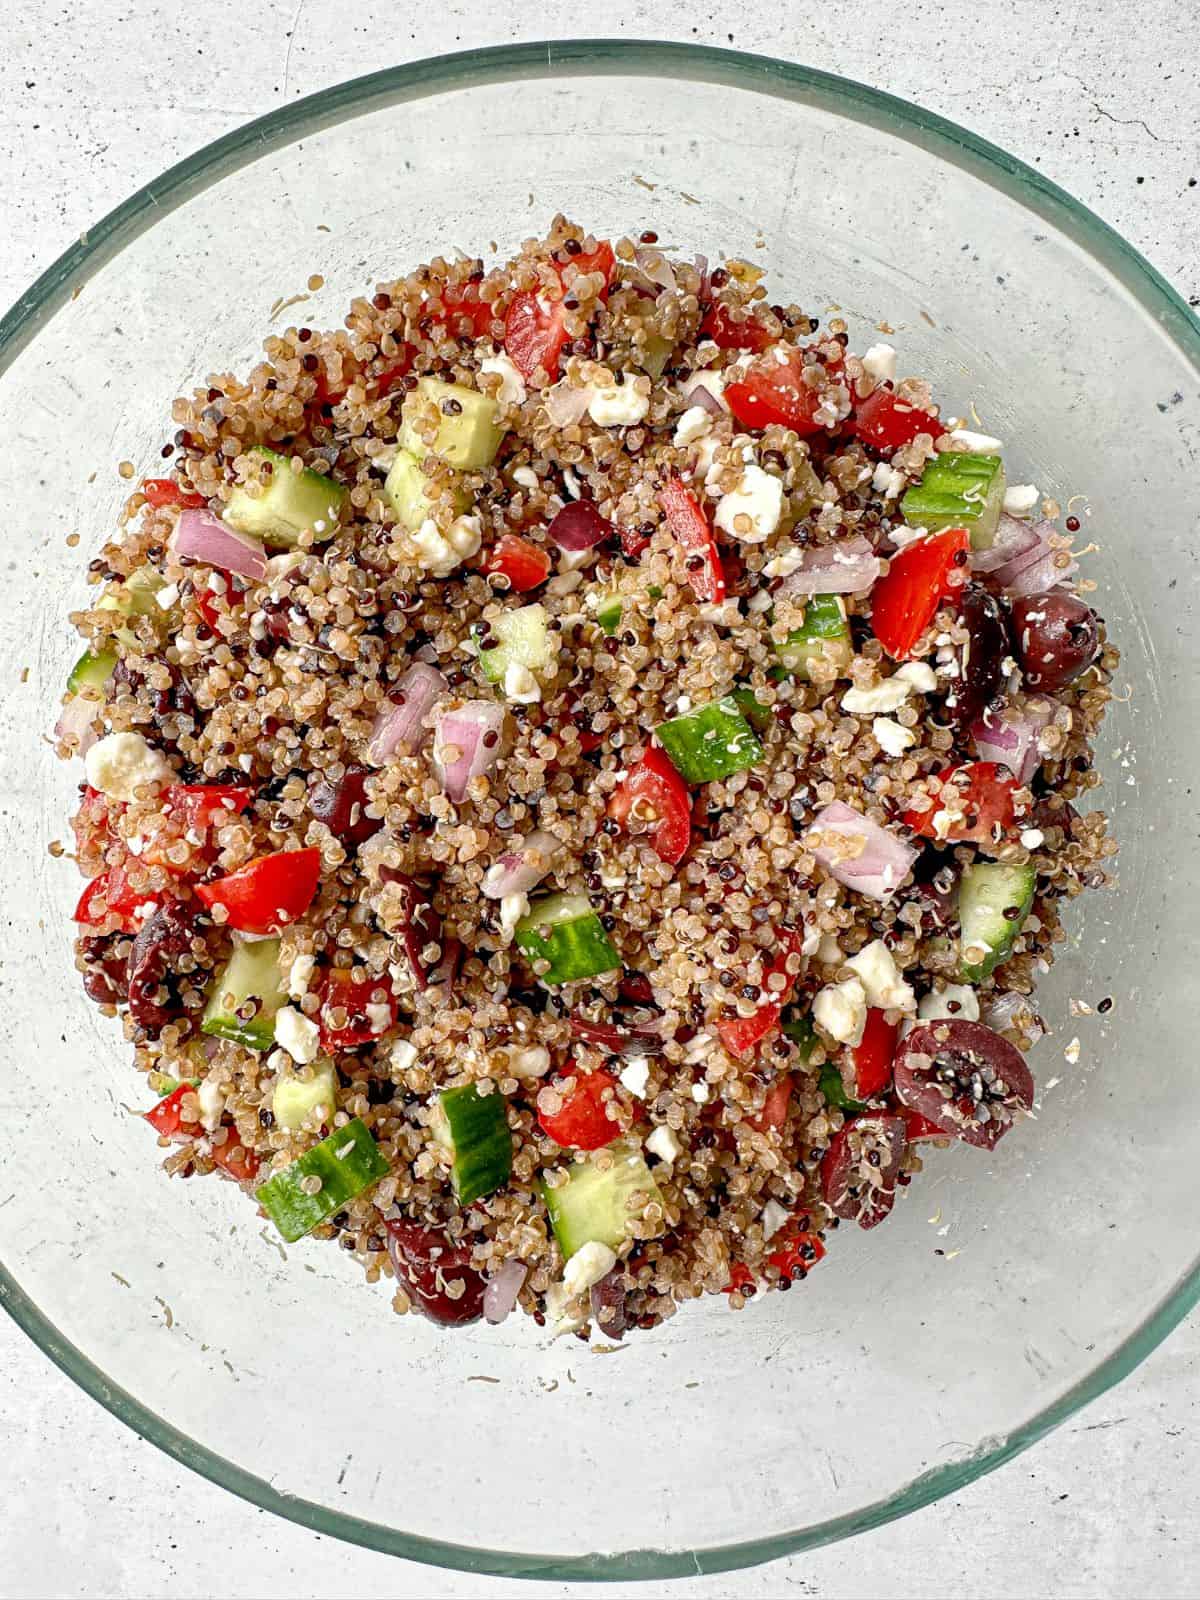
[862,343,897,384]
[816,932,843,965]
[559,545,596,573]
[1064,1036,1081,1065]
[562,1241,617,1299]
[697,599,741,626]
[85,731,172,801]
[499,892,530,937]
[512,465,540,491]
[1020,828,1045,850]
[813,977,868,1046]
[508,1044,551,1078]
[694,432,724,483]
[365,1002,392,1033]
[546,570,582,597]
[619,1057,651,1098]
[845,939,916,1014]
[714,463,783,543]
[872,716,916,757]
[274,1005,320,1064]
[841,678,913,715]
[237,753,254,773]
[390,1038,418,1072]
[871,459,906,499]
[685,370,729,411]
[410,513,483,577]
[154,582,180,611]
[674,405,713,447]
[763,546,806,579]
[746,587,773,614]
[588,381,649,427]
[948,428,1004,453]
[645,1124,683,1164]
[1003,483,1040,517]
[760,1198,790,1241]
[543,1279,589,1338]
[196,1077,224,1133]
[917,983,980,1023]
[894,660,938,694]
[691,1081,709,1104]
[503,661,541,704]
[287,954,315,1000]
[675,694,692,714]
[480,352,527,406]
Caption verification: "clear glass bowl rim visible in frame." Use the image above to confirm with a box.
[2,38,1197,1582]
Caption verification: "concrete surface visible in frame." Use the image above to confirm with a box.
[1,4,1197,1597]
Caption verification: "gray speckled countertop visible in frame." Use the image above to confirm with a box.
[1,6,1197,1597]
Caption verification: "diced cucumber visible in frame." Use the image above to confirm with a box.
[475,602,553,684]
[430,1083,513,1205]
[818,1062,865,1115]
[792,457,825,514]
[639,335,674,379]
[647,584,664,600]
[97,566,176,644]
[901,452,1006,550]
[399,377,505,471]
[775,595,853,680]
[201,938,288,1051]
[655,695,763,784]
[67,646,117,696]
[540,1139,663,1257]
[957,862,1036,982]
[594,594,624,637]
[224,445,347,549]
[515,892,620,984]
[273,1061,338,1133]
[256,1118,389,1242]
[781,1011,820,1063]
[730,686,774,733]
[384,447,468,534]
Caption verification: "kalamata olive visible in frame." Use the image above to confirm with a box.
[589,1266,629,1339]
[126,898,201,1037]
[385,1219,486,1325]
[893,1018,1034,1149]
[376,867,441,990]
[309,763,382,849]
[819,1114,907,1229]
[79,934,130,1006]
[950,584,1009,725]
[1011,592,1100,692]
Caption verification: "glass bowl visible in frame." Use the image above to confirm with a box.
[2,40,1197,1582]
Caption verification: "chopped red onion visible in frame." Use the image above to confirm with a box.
[433,702,505,802]
[544,381,594,427]
[805,800,919,900]
[548,500,612,552]
[969,513,1040,574]
[678,375,725,417]
[481,828,562,899]
[970,699,1056,785]
[367,662,447,765]
[483,1258,527,1325]
[633,247,677,292]
[777,535,882,598]
[989,519,1078,597]
[55,692,102,757]
[170,507,268,582]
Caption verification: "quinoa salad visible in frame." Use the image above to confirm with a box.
[54,218,1117,1337]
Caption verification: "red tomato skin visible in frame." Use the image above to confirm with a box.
[700,303,775,352]
[853,387,944,452]
[903,761,1018,848]
[607,746,692,865]
[194,847,322,935]
[73,865,160,933]
[725,349,825,435]
[870,527,970,659]
[164,784,254,832]
[480,533,551,593]
[844,1008,900,1101]
[537,1065,621,1151]
[767,1227,827,1280]
[716,933,805,1063]
[211,1134,260,1182]
[658,476,726,603]
[317,968,398,1052]
[722,1261,757,1296]
[747,1074,793,1132]
[900,1107,947,1143]
[503,241,616,382]
[145,1084,194,1138]
[437,288,498,338]
[141,478,205,509]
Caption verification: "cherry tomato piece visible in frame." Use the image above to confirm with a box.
[195,847,322,935]
[870,526,970,659]
[141,478,205,509]
[725,348,825,435]
[607,746,692,866]
[163,783,254,832]
[317,967,397,1052]
[766,1225,827,1281]
[843,1007,899,1101]
[747,1074,793,1134]
[699,303,775,352]
[480,533,552,593]
[658,475,726,604]
[73,865,160,933]
[853,387,944,452]
[538,1064,621,1151]
[904,761,1018,850]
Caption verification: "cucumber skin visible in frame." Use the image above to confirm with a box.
[256,1118,389,1243]
[434,1083,513,1205]
[67,647,117,696]
[477,603,551,684]
[900,454,1005,551]
[540,1141,662,1257]
[957,862,1035,982]
[656,696,763,784]
[201,939,287,1052]
[514,896,620,984]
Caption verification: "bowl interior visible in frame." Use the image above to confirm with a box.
[1,43,1198,1580]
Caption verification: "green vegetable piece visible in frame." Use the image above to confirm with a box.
[781,1011,819,1062]
[256,1118,389,1243]
[201,938,288,1051]
[515,892,620,985]
[594,594,624,637]
[399,377,505,471]
[540,1139,664,1257]
[430,1083,513,1205]
[149,1072,196,1099]
[655,695,763,784]
[476,602,553,685]
[957,862,1036,982]
[97,567,175,644]
[224,445,347,550]
[775,595,853,680]
[901,452,1006,551]
[384,447,468,534]
[818,1062,866,1116]
[646,584,664,600]
[273,1062,339,1133]
[67,646,117,696]
[730,686,774,733]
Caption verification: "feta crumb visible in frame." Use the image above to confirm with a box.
[675,694,692,714]
[894,660,938,694]
[697,599,741,626]
[588,381,649,427]
[1019,828,1045,850]
[645,1124,683,1164]
[499,892,530,937]
[684,370,729,412]
[503,661,542,703]
[508,1044,551,1078]
[365,1001,392,1033]
[871,458,906,499]
[196,1077,224,1133]
[410,513,482,577]
[480,352,527,406]
[543,1279,589,1338]
[287,954,315,1000]
[862,343,897,384]
[691,1081,709,1104]
[872,716,916,757]
[841,677,913,715]
[813,977,868,1046]
[559,545,596,572]
[562,1241,617,1299]
[948,427,1004,453]
[274,1005,320,1064]
[714,463,784,543]
[674,405,713,447]
[618,1057,651,1098]
[761,1199,790,1242]
[85,731,173,801]
[917,983,980,1023]
[845,939,915,1013]
[154,582,180,611]
[763,545,806,579]
[512,464,539,491]
[1003,483,1040,517]
[390,1038,418,1072]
